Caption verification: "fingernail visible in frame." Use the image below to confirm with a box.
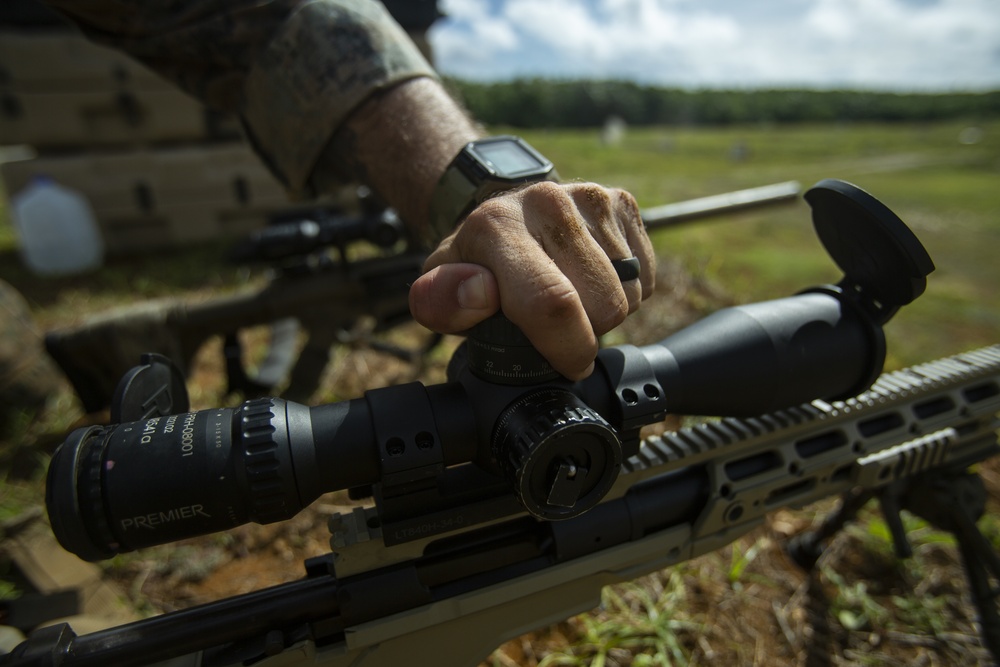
[458,273,489,310]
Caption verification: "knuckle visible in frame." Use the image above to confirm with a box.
[614,188,640,216]
[464,198,518,230]
[457,203,521,254]
[524,179,565,199]
[592,293,629,334]
[569,184,616,220]
[530,277,581,321]
[522,181,577,221]
[617,191,647,237]
[585,185,615,212]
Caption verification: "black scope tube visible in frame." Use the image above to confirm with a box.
[639,289,883,417]
[47,287,886,563]
[46,383,476,562]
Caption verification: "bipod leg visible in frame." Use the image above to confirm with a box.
[787,486,877,571]
[902,471,1000,664]
[284,327,339,403]
[954,517,1000,663]
[786,488,877,667]
[224,319,302,398]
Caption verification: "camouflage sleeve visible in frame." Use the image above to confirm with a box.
[42,0,438,195]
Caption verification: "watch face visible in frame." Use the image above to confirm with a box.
[471,138,550,180]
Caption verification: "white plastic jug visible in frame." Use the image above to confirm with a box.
[10,176,105,276]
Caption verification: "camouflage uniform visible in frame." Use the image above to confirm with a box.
[43,0,439,197]
[3,1,437,412]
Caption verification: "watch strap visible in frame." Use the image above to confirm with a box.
[427,163,480,244]
[425,138,559,246]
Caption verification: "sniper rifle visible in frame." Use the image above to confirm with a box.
[7,179,998,666]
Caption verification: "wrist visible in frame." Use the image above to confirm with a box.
[426,136,560,245]
[321,78,479,237]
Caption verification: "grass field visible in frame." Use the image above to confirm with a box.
[1,120,996,366]
[1,119,998,666]
[518,119,1000,369]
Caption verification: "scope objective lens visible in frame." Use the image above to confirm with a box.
[47,398,321,561]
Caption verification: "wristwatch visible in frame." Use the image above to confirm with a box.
[427,135,559,243]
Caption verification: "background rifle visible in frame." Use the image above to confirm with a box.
[42,182,801,414]
[43,205,426,413]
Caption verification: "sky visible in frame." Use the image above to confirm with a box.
[427,0,1000,91]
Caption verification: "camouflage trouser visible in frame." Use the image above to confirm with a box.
[0,279,63,414]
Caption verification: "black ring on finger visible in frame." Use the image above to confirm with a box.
[611,257,641,282]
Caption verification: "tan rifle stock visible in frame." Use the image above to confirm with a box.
[292,346,999,667]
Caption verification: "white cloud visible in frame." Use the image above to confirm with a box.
[792,0,1000,88]
[429,0,1000,89]
[502,0,603,60]
[432,0,521,75]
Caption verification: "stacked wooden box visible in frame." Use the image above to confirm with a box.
[0,28,299,254]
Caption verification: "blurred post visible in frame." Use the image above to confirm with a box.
[642,181,801,230]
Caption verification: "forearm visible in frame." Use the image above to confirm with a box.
[315,78,481,239]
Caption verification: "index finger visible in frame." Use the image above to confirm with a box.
[426,199,599,380]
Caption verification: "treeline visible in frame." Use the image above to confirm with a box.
[447,79,1000,128]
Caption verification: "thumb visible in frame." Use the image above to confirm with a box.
[409,263,500,334]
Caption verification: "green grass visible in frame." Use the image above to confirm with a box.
[516,119,1000,368]
[536,573,698,667]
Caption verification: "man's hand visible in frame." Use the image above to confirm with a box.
[323,78,654,379]
[408,181,655,380]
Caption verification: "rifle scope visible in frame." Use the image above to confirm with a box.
[46,180,935,562]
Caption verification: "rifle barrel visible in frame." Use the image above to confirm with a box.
[30,576,341,667]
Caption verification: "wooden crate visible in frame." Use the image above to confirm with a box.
[0,30,240,147]
[1,143,295,253]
